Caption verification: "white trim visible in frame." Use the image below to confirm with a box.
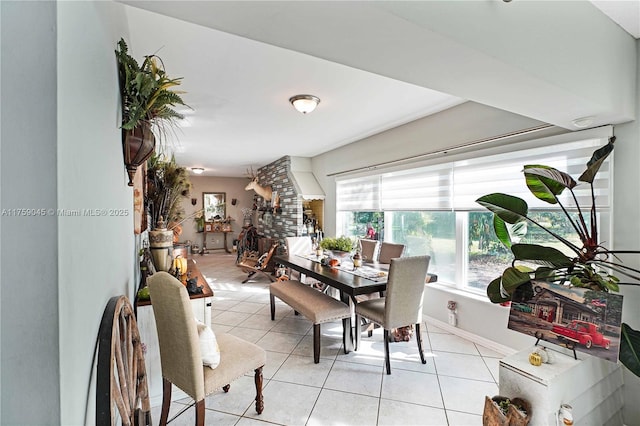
[334,126,613,180]
[423,315,517,356]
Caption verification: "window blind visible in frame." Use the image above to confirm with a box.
[336,175,380,211]
[381,163,453,210]
[452,138,611,210]
[336,133,611,213]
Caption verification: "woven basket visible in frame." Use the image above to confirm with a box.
[482,396,531,426]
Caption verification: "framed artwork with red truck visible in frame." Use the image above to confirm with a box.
[507,281,623,363]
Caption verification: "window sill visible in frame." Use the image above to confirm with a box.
[426,281,493,304]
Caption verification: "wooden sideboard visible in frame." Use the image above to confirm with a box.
[203,229,233,253]
[135,258,213,406]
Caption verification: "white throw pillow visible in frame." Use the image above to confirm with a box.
[195,318,220,369]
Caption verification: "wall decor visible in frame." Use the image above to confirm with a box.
[507,281,623,363]
[115,38,189,185]
[203,192,225,221]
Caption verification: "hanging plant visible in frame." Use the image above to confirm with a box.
[115,38,189,185]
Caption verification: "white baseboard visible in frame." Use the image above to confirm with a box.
[423,315,517,356]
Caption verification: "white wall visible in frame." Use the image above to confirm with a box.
[0,2,60,423]
[609,40,640,424]
[179,176,256,250]
[57,2,134,424]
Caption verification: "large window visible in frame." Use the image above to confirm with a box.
[335,129,613,294]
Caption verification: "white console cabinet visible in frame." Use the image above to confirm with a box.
[499,347,624,425]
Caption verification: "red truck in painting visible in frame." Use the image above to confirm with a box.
[551,320,610,350]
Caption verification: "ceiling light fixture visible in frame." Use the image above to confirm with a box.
[191,167,204,174]
[289,94,320,114]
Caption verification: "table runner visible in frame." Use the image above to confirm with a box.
[296,254,388,282]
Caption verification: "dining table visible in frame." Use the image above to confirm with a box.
[273,253,437,352]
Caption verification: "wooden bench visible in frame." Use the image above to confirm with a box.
[269,280,351,363]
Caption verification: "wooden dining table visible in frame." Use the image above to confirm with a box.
[273,253,437,352]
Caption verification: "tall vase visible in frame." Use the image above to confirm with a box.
[149,218,173,271]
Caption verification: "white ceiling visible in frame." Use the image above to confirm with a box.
[121,1,639,177]
[591,0,640,39]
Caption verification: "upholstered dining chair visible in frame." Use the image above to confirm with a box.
[285,236,316,285]
[359,239,379,262]
[377,242,405,264]
[148,272,266,426]
[354,255,431,374]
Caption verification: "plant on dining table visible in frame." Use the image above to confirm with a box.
[319,236,355,253]
[475,136,640,378]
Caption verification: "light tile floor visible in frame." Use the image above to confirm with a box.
[150,252,503,425]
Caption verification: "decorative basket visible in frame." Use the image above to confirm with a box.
[482,396,531,426]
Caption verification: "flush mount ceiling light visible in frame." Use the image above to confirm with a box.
[191,167,204,174]
[572,116,594,128]
[289,94,320,114]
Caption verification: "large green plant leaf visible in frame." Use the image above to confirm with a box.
[493,216,511,248]
[579,136,615,183]
[511,244,574,268]
[501,267,532,294]
[524,165,575,205]
[476,194,528,224]
[493,216,528,250]
[486,278,511,303]
[619,323,640,378]
[486,267,531,303]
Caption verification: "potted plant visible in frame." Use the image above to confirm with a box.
[115,38,189,186]
[319,236,355,260]
[194,210,205,233]
[476,136,640,378]
[483,396,530,426]
[146,153,191,270]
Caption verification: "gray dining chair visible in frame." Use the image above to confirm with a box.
[359,239,379,262]
[354,255,431,374]
[378,242,405,264]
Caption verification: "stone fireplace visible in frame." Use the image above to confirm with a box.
[250,156,324,241]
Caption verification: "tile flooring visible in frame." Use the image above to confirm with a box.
[150,252,503,425]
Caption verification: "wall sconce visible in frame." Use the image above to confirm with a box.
[191,198,197,206]
[191,167,204,174]
[231,198,237,206]
[289,94,320,114]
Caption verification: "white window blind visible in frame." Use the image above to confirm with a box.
[381,163,453,210]
[336,175,380,211]
[452,138,611,210]
[337,134,611,213]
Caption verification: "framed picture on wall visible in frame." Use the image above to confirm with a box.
[203,192,226,221]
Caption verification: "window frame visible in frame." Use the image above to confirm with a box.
[334,127,614,295]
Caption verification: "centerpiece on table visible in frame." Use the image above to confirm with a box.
[319,236,355,263]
